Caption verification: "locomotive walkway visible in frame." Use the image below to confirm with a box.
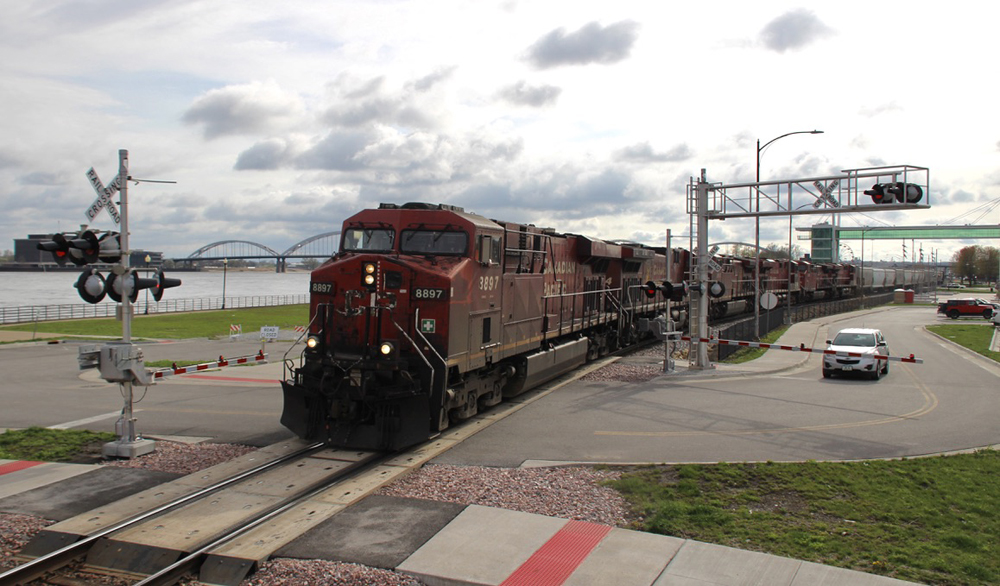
[0,316,931,585]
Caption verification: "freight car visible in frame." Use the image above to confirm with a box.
[281,203,672,450]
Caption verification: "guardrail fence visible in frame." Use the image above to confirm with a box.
[0,295,308,325]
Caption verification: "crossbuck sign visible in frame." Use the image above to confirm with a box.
[85,167,121,224]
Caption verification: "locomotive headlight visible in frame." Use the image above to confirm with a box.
[379,341,395,357]
[306,335,320,349]
[362,263,377,289]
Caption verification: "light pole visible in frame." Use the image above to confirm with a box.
[754,130,823,337]
[222,258,228,310]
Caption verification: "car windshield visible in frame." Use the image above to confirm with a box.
[832,332,876,347]
[400,230,468,256]
[343,228,395,252]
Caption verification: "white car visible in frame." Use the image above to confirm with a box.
[823,327,889,380]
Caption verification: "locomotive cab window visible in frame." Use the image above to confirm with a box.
[400,230,468,256]
[478,234,502,265]
[343,228,395,252]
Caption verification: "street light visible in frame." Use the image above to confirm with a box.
[222,258,228,310]
[754,130,823,338]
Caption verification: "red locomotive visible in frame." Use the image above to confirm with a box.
[281,203,670,450]
[281,202,935,451]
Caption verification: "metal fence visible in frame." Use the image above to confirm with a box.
[0,295,309,325]
[714,291,896,360]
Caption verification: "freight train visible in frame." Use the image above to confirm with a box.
[280,202,933,450]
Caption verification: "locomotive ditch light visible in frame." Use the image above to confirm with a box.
[379,341,395,357]
[306,335,321,349]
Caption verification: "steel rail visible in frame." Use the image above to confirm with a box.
[134,451,388,586]
[0,442,325,586]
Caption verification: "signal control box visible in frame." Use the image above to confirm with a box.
[78,342,153,386]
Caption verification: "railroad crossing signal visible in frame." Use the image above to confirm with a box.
[36,229,121,266]
[643,280,726,301]
[864,182,923,205]
[86,167,121,224]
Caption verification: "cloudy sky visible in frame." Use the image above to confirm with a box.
[2,1,998,264]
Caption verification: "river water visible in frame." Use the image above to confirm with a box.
[0,269,312,308]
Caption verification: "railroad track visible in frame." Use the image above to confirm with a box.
[2,354,622,586]
[0,441,383,586]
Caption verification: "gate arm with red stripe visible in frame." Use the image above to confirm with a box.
[681,336,923,364]
[152,351,268,379]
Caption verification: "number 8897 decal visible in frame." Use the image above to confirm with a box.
[413,287,447,300]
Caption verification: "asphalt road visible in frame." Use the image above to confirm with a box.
[434,306,1000,466]
[0,336,296,446]
[2,306,998,463]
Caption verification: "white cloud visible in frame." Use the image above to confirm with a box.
[0,1,997,264]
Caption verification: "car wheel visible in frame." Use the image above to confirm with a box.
[985,310,994,319]
[870,366,881,381]
[948,310,960,319]
[881,361,889,375]
[822,369,832,379]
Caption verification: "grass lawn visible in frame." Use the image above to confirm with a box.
[0,305,309,340]
[927,323,1000,363]
[0,427,116,462]
[718,325,790,364]
[609,451,999,585]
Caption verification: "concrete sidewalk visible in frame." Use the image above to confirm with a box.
[391,503,920,586]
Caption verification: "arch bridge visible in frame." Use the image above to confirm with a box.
[176,231,341,272]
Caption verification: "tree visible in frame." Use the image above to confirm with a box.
[974,246,999,286]
[952,246,980,284]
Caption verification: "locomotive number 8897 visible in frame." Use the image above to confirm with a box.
[280,202,672,450]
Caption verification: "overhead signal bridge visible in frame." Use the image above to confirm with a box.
[176,231,341,272]
[699,164,930,220]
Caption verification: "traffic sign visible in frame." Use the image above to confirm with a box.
[85,167,121,224]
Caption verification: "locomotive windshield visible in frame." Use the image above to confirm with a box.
[343,228,395,252]
[400,230,468,256]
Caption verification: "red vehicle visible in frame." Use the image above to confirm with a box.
[281,203,669,450]
[937,298,995,319]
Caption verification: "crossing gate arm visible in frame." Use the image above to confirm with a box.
[152,352,268,379]
[680,336,923,364]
